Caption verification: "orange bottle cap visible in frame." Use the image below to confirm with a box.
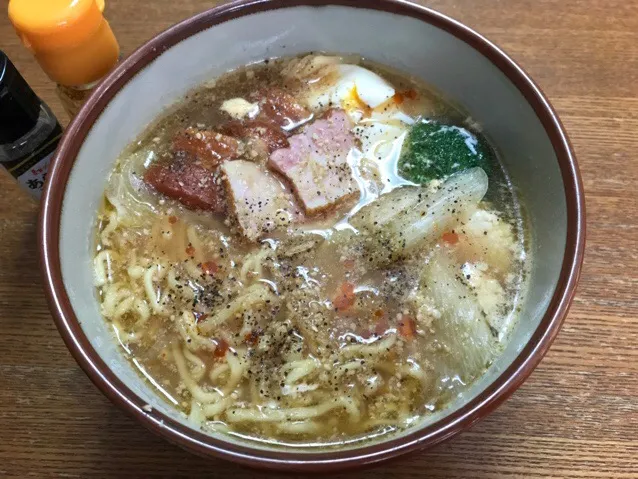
[9,0,119,86]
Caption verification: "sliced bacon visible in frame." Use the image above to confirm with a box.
[144,154,226,213]
[144,128,244,212]
[219,119,289,154]
[268,109,358,215]
[250,87,312,130]
[172,128,242,168]
[221,160,303,241]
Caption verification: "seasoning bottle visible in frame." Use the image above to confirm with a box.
[8,0,120,118]
[0,51,63,199]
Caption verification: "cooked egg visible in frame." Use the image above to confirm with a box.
[307,64,396,114]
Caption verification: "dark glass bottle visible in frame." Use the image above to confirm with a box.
[0,51,62,199]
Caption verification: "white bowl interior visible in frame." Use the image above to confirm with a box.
[59,4,566,452]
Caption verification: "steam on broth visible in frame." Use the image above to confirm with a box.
[94,54,528,446]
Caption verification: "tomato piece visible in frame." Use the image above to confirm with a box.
[397,316,417,340]
[244,329,261,346]
[333,282,356,312]
[168,215,178,224]
[374,316,390,337]
[441,231,459,245]
[342,259,356,271]
[185,245,196,256]
[213,338,229,358]
[201,261,218,275]
[193,311,208,324]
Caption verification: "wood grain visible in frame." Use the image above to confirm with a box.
[1,0,637,477]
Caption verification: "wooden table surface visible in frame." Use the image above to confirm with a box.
[1,0,637,477]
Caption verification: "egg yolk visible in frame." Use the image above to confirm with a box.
[343,86,372,118]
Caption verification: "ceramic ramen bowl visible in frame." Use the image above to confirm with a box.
[39,0,585,471]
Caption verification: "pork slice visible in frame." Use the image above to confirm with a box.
[268,109,359,215]
[221,160,303,241]
[144,154,226,213]
[172,127,242,168]
[219,119,289,155]
[250,88,312,130]
[143,128,242,212]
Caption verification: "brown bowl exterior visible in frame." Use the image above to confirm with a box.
[39,0,585,472]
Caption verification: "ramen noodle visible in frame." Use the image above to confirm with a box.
[94,54,528,446]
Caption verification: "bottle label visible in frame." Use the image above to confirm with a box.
[3,123,62,200]
[14,151,53,198]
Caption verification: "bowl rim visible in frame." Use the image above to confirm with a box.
[39,0,585,471]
